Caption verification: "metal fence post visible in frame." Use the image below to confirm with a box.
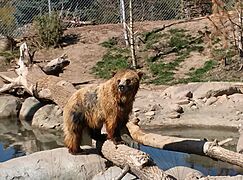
[48,0,52,16]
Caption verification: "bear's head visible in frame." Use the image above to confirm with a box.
[112,69,143,99]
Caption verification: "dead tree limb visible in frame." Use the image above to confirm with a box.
[129,0,137,68]
[101,140,175,180]
[127,118,243,168]
[42,54,70,76]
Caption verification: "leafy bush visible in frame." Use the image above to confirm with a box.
[188,60,217,82]
[34,13,63,48]
[0,6,16,36]
[92,52,129,79]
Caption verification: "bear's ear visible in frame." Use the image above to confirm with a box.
[111,70,117,77]
[137,71,143,80]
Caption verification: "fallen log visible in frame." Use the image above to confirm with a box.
[41,54,70,76]
[101,140,175,180]
[127,118,243,168]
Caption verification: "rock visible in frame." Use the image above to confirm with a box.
[237,124,243,154]
[93,166,137,180]
[236,111,242,116]
[0,147,107,180]
[205,86,241,98]
[0,95,21,118]
[193,82,242,99]
[191,105,198,110]
[187,101,196,107]
[163,82,242,100]
[176,99,190,105]
[175,91,193,100]
[228,94,243,103]
[19,97,45,122]
[150,104,161,111]
[32,104,63,130]
[205,97,218,106]
[193,98,204,107]
[165,166,204,180]
[133,108,140,112]
[217,94,229,104]
[145,111,155,116]
[168,112,180,119]
[134,112,139,117]
[169,104,183,113]
[162,83,201,99]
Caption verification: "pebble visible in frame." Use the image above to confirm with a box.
[169,104,183,113]
[145,111,155,116]
[133,108,140,112]
[150,104,161,111]
[168,112,180,119]
[176,99,190,105]
[205,97,218,106]
[236,111,242,115]
[191,105,198,110]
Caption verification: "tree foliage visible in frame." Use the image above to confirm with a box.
[34,13,63,48]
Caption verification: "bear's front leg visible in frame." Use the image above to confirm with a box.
[105,118,124,145]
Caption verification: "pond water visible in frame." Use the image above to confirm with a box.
[0,118,243,176]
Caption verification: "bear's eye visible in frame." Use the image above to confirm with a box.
[126,79,131,85]
[117,79,121,84]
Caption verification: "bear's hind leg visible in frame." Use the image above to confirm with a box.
[64,129,84,155]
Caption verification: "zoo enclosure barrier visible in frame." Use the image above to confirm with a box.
[0,0,234,37]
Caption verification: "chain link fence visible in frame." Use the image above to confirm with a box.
[0,0,234,37]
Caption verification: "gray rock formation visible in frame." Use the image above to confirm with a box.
[165,166,204,180]
[0,147,107,180]
[19,97,45,122]
[93,166,138,180]
[0,95,21,118]
[32,104,63,130]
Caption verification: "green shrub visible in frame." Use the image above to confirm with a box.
[188,60,217,82]
[100,38,118,48]
[92,52,129,79]
[34,13,63,48]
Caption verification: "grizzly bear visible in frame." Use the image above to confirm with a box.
[63,69,143,154]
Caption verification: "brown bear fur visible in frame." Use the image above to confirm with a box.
[63,69,143,154]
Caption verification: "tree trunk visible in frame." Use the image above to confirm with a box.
[127,118,243,168]
[101,140,175,180]
[129,0,137,68]
[237,2,243,70]
[119,0,129,46]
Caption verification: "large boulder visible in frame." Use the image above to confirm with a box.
[165,166,204,180]
[32,104,63,130]
[19,97,45,122]
[93,166,137,180]
[0,147,107,180]
[237,125,243,154]
[0,95,21,118]
[162,82,242,100]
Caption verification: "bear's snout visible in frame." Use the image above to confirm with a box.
[118,84,127,93]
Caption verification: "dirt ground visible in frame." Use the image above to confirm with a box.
[32,18,211,85]
[34,21,173,84]
[1,18,243,131]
